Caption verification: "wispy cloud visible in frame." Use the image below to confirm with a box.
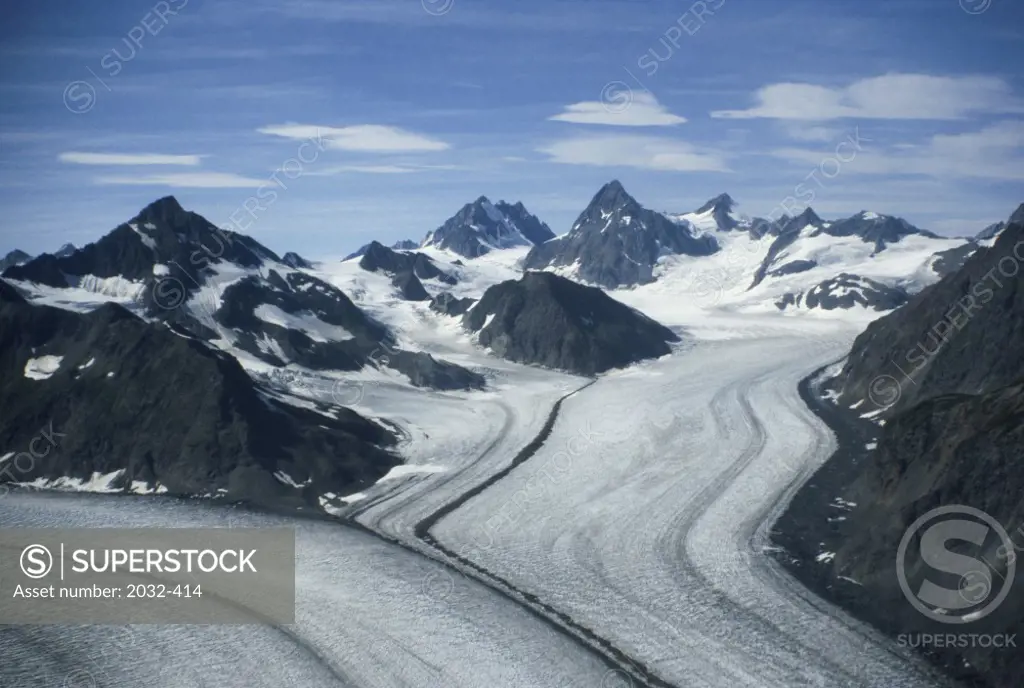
[304,163,457,175]
[550,92,686,127]
[770,121,1024,180]
[231,0,647,32]
[94,172,265,188]
[59,152,203,166]
[779,124,843,142]
[258,124,450,152]
[539,134,729,172]
[713,74,1024,120]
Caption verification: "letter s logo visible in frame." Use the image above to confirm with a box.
[897,506,1016,624]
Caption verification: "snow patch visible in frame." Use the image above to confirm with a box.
[254,304,354,342]
[24,355,63,380]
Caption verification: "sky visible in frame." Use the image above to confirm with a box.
[1,0,1023,258]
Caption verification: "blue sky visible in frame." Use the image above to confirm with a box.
[2,0,1023,257]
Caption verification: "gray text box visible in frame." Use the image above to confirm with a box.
[0,528,295,624]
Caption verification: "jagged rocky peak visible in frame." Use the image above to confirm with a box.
[972,203,1024,242]
[54,242,77,258]
[586,179,640,215]
[492,200,555,245]
[524,180,718,289]
[134,195,189,226]
[787,207,823,229]
[567,180,646,235]
[0,249,32,272]
[693,192,740,231]
[1009,202,1024,225]
[3,196,277,290]
[823,210,936,251]
[282,252,313,269]
[422,195,551,257]
[695,192,735,214]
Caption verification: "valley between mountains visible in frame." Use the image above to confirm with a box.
[2,184,1021,687]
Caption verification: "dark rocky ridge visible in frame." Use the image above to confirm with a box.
[343,239,420,261]
[0,280,399,509]
[282,251,314,269]
[391,271,430,301]
[430,292,475,317]
[463,271,678,375]
[524,181,719,289]
[693,193,741,231]
[2,198,483,392]
[3,195,273,294]
[422,196,554,258]
[837,216,1024,416]
[823,211,938,251]
[775,273,909,312]
[773,210,1024,688]
[750,208,825,287]
[358,241,457,285]
[751,209,936,290]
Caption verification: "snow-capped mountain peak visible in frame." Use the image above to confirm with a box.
[671,192,750,233]
[694,192,736,215]
[524,180,718,289]
[54,242,77,258]
[421,196,554,258]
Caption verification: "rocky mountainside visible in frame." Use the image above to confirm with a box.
[523,181,719,288]
[2,197,482,391]
[0,280,399,509]
[836,208,1024,415]
[463,271,678,375]
[422,196,554,257]
[358,240,457,285]
[344,239,420,261]
[773,206,1024,688]
[282,251,314,269]
[775,273,909,312]
[0,249,31,271]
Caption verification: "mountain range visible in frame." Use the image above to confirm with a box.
[0,185,1012,507]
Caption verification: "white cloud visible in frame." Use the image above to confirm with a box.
[59,152,202,165]
[538,134,729,172]
[713,74,1024,120]
[94,172,265,188]
[258,124,450,152]
[550,91,686,126]
[770,121,1024,180]
[780,125,842,142]
[304,163,456,176]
